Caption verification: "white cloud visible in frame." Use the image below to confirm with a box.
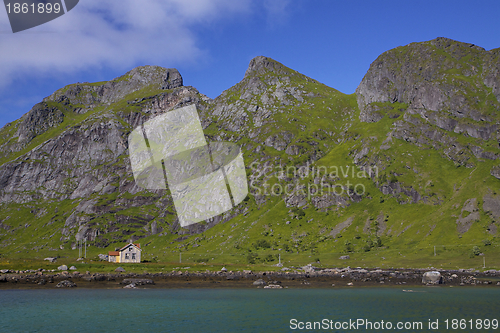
[0,0,252,86]
[262,0,291,27]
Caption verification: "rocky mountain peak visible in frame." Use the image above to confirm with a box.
[355,37,500,171]
[12,66,184,145]
[356,37,500,121]
[114,65,183,90]
[429,37,485,52]
[244,56,286,78]
[44,66,183,107]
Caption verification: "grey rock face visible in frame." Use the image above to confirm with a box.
[483,193,500,219]
[356,37,499,138]
[457,198,480,234]
[355,37,500,173]
[16,102,65,143]
[491,166,500,180]
[0,71,211,246]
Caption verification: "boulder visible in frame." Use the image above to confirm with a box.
[264,284,283,289]
[56,280,77,288]
[339,255,350,260]
[123,283,137,289]
[302,264,316,272]
[221,267,227,272]
[115,267,125,272]
[57,265,68,271]
[0,269,10,274]
[253,279,266,286]
[422,271,442,284]
[69,266,77,270]
[44,257,57,263]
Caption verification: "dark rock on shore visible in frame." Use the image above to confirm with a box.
[121,278,154,286]
[253,279,266,286]
[56,280,76,288]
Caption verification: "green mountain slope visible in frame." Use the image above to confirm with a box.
[0,38,499,270]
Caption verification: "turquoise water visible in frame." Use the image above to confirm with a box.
[1,287,499,332]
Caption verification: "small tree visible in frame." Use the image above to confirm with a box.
[471,246,481,257]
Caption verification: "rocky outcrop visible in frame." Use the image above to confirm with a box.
[357,38,499,120]
[16,103,65,143]
[356,37,500,166]
[457,198,480,234]
[45,66,183,107]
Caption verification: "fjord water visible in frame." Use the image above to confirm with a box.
[1,287,499,332]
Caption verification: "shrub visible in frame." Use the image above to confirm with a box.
[344,240,353,253]
[290,207,306,219]
[246,253,258,264]
[264,254,275,262]
[254,239,271,249]
[366,238,374,248]
[483,239,492,246]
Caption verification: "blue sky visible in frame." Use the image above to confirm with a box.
[1,0,500,127]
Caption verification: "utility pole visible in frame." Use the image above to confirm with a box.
[84,239,87,258]
[483,256,486,269]
[434,246,436,256]
[279,253,281,265]
[180,252,182,264]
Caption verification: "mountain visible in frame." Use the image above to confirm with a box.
[0,38,499,268]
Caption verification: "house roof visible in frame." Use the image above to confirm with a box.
[119,243,142,252]
[108,251,119,256]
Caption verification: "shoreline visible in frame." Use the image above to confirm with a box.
[1,267,500,289]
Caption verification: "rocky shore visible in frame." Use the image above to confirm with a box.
[1,266,500,289]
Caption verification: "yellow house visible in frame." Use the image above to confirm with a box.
[108,243,141,263]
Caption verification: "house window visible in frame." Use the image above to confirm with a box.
[125,253,129,260]
[129,247,133,251]
[132,253,136,260]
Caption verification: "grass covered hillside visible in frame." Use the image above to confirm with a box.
[0,38,499,271]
